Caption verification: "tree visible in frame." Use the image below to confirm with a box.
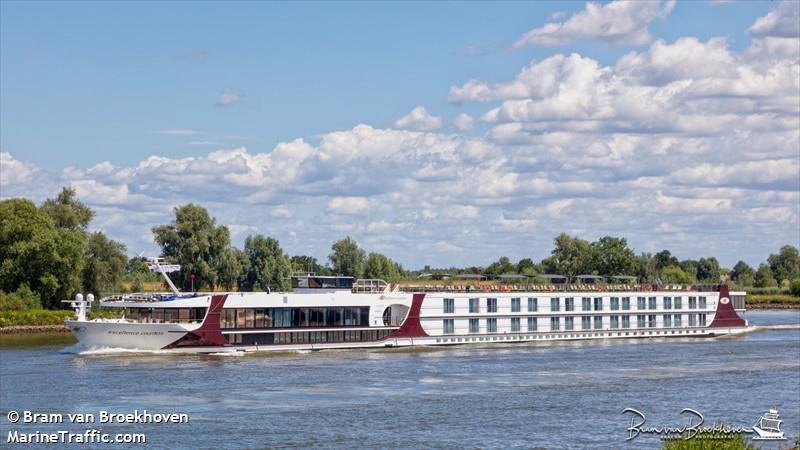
[754,263,778,288]
[633,252,656,282]
[216,247,244,291]
[659,265,695,284]
[654,250,679,272]
[82,232,127,297]
[679,260,698,280]
[540,233,593,278]
[40,187,94,232]
[696,257,720,283]
[329,236,366,277]
[731,261,755,287]
[516,258,538,275]
[591,236,636,275]
[152,204,230,291]
[290,255,329,275]
[0,198,84,308]
[767,245,800,285]
[363,253,401,282]
[485,256,515,275]
[790,279,800,297]
[239,235,292,292]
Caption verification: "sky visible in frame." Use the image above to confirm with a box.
[1,0,799,270]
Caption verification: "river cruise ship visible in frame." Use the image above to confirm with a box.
[65,266,749,353]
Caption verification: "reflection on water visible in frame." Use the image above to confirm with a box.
[0,310,798,449]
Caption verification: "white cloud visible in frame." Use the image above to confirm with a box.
[747,0,800,38]
[187,141,220,146]
[215,88,241,107]
[453,113,475,131]
[512,0,675,48]
[327,196,371,214]
[394,106,443,131]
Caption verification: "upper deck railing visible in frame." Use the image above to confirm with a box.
[396,284,725,294]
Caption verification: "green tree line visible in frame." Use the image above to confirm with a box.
[2,190,799,312]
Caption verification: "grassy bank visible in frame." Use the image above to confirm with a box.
[746,294,800,308]
[0,309,74,328]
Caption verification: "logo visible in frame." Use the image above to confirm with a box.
[71,326,87,333]
[622,408,787,442]
[720,297,730,305]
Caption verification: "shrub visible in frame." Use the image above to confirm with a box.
[790,278,800,297]
[0,284,42,311]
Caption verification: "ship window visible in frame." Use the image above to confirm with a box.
[511,298,521,312]
[674,314,682,327]
[622,297,631,310]
[469,318,479,333]
[663,297,672,310]
[442,319,454,334]
[469,298,479,313]
[637,315,646,328]
[699,297,707,309]
[236,309,246,328]
[648,315,657,328]
[699,313,707,326]
[511,317,520,332]
[443,298,455,314]
[550,317,560,331]
[637,297,646,310]
[648,297,657,310]
[564,316,574,330]
[581,316,591,330]
[689,296,697,309]
[565,297,574,311]
[551,298,560,312]
[245,309,255,328]
[610,297,619,311]
[593,316,602,329]
[487,298,497,313]
[674,297,682,309]
[528,317,538,331]
[594,297,603,311]
[582,297,591,311]
[179,309,190,322]
[486,318,497,333]
[663,314,672,327]
[528,298,538,312]
[622,316,630,328]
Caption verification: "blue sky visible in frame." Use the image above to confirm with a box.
[1,0,798,269]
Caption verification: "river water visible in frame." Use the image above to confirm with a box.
[1,310,798,449]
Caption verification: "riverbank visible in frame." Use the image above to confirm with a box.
[0,324,69,334]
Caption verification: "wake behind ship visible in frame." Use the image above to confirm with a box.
[65,261,749,353]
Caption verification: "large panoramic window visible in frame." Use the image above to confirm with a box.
[469,298,479,313]
[487,298,497,313]
[443,298,455,314]
[511,298,521,313]
[528,298,538,312]
[220,307,367,329]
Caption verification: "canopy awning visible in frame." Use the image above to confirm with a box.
[495,274,529,279]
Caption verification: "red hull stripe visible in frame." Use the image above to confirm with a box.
[708,285,746,328]
[387,293,429,338]
[163,294,228,349]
